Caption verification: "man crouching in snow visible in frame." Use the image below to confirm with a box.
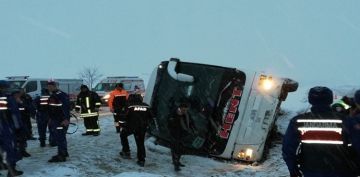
[282,86,360,177]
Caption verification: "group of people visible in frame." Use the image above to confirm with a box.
[0,80,70,177]
[282,86,360,177]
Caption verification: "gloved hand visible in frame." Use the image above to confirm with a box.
[290,169,302,177]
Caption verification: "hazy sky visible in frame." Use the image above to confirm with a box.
[1,0,359,87]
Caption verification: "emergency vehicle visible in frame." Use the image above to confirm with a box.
[144,58,298,162]
[6,76,82,106]
[93,76,145,104]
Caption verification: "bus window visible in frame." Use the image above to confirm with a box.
[25,81,37,93]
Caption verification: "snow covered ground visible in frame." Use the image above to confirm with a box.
[1,85,358,177]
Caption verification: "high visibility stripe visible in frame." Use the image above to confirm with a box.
[19,108,25,111]
[297,119,342,123]
[0,97,7,99]
[40,98,49,101]
[298,127,342,133]
[119,121,126,123]
[86,97,90,109]
[93,129,100,132]
[0,101,8,104]
[40,102,48,105]
[115,95,127,97]
[49,103,62,106]
[95,102,101,106]
[75,105,81,108]
[301,140,343,144]
[0,107,8,110]
[80,113,99,117]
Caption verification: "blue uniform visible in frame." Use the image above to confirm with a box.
[34,94,52,145]
[0,94,22,167]
[282,106,359,177]
[48,90,70,156]
[343,113,360,161]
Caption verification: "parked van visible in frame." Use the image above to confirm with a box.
[144,58,298,162]
[93,76,145,104]
[6,76,83,106]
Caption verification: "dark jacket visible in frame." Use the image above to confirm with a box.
[167,109,195,140]
[344,113,360,161]
[126,102,153,131]
[48,90,70,121]
[282,106,360,176]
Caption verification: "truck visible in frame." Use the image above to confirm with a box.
[93,76,145,104]
[144,58,298,162]
[6,76,83,107]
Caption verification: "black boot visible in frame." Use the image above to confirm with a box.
[21,150,31,158]
[82,132,92,136]
[119,151,131,159]
[136,160,145,167]
[40,140,46,147]
[92,132,100,136]
[48,154,66,163]
[174,164,181,172]
[7,165,23,177]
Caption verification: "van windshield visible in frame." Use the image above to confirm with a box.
[149,61,246,155]
[7,81,25,90]
[94,83,132,92]
[93,83,117,92]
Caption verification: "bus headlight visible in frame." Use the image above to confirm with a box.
[259,75,274,91]
[237,148,254,160]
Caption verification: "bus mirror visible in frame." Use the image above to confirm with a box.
[167,58,194,83]
[279,78,298,101]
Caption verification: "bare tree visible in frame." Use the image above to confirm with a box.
[78,66,103,90]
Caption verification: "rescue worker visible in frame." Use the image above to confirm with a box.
[119,94,153,167]
[167,100,195,171]
[0,80,24,176]
[34,88,52,147]
[108,83,129,133]
[47,81,70,162]
[18,89,36,140]
[343,90,360,161]
[75,85,102,136]
[282,86,360,177]
[11,90,31,158]
[332,95,355,116]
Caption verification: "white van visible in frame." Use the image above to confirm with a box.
[6,76,83,105]
[93,76,145,104]
[144,58,298,162]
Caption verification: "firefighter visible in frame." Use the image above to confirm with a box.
[168,99,195,171]
[34,88,52,147]
[108,83,129,133]
[0,80,24,176]
[75,85,102,136]
[282,86,360,177]
[119,94,153,167]
[47,81,70,162]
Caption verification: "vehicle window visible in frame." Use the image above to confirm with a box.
[40,81,48,89]
[123,83,132,90]
[25,81,37,93]
[7,81,25,90]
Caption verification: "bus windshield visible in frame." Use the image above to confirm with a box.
[93,83,117,92]
[149,61,246,155]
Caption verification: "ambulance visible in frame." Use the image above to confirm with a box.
[6,76,83,107]
[144,58,298,162]
[93,76,145,104]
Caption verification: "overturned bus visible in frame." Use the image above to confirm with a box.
[144,58,298,162]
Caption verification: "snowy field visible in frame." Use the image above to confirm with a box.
[0,85,357,177]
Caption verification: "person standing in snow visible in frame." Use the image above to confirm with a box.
[282,86,360,177]
[75,85,102,136]
[119,93,154,167]
[167,99,195,172]
[47,81,70,163]
[108,83,129,133]
[0,80,24,176]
